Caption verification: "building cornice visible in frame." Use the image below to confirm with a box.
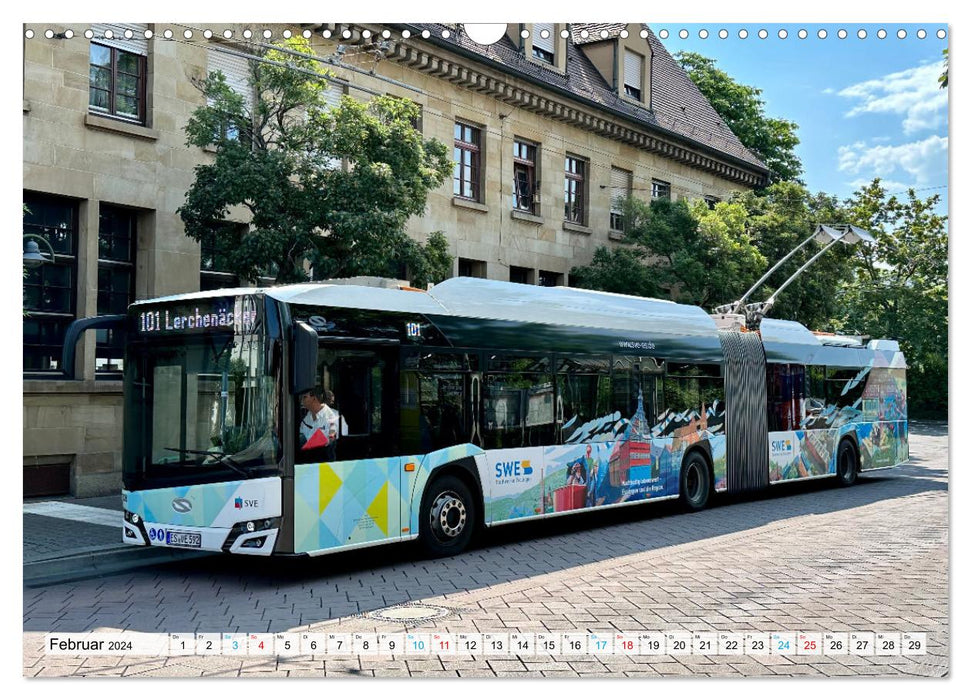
[370,31,768,187]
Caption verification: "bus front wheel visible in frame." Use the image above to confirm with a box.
[418,474,476,557]
[679,452,711,511]
[836,439,859,487]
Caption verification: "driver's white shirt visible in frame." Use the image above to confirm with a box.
[300,405,348,442]
[300,406,331,442]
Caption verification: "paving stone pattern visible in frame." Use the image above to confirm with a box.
[23,424,948,677]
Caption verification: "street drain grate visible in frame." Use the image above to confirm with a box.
[366,604,452,623]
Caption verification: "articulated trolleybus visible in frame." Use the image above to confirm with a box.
[121,278,908,557]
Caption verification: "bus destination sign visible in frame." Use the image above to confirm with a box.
[137,297,259,336]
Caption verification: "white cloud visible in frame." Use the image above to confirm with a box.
[836,62,948,134]
[837,135,948,184]
[847,178,913,194]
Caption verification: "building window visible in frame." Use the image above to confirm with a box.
[609,167,632,231]
[453,122,482,202]
[538,270,562,287]
[208,49,254,142]
[564,155,587,224]
[652,179,672,200]
[96,205,137,374]
[624,49,644,101]
[532,23,555,64]
[704,195,721,210]
[513,140,539,214]
[509,266,533,285]
[200,223,244,291]
[23,194,78,373]
[89,42,146,123]
[409,103,423,133]
[458,258,486,278]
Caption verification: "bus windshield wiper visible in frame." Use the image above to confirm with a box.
[164,447,248,477]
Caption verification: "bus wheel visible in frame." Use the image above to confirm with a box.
[679,452,711,511]
[418,475,476,557]
[836,439,858,487]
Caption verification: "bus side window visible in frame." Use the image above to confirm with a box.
[416,352,476,451]
[804,365,827,428]
[767,363,806,431]
[661,363,723,437]
[555,355,611,443]
[825,366,869,412]
[611,355,664,435]
[483,354,554,449]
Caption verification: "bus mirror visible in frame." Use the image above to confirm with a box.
[291,322,318,395]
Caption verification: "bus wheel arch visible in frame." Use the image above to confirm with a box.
[836,436,860,487]
[417,460,483,557]
[679,446,713,511]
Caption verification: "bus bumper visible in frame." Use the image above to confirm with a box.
[123,510,280,556]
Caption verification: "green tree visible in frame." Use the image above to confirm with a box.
[836,180,948,417]
[570,183,859,330]
[940,48,949,89]
[179,38,452,284]
[732,181,855,330]
[676,51,802,184]
[398,231,453,290]
[571,196,766,309]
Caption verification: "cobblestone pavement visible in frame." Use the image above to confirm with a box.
[23,423,948,678]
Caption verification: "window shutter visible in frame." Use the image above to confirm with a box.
[90,23,149,55]
[624,49,643,90]
[610,167,631,211]
[323,82,344,110]
[533,24,555,54]
[208,49,254,110]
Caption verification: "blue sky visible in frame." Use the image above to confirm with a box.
[656,24,949,213]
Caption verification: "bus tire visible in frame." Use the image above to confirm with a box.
[836,439,858,487]
[679,451,711,511]
[418,474,476,558]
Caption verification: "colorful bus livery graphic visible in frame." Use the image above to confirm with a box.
[113,278,909,558]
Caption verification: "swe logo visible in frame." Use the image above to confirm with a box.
[495,460,533,481]
[771,439,793,453]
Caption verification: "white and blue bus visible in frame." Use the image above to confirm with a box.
[116,278,909,557]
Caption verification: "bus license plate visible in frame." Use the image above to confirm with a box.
[166,531,202,548]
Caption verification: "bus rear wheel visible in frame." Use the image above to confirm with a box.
[680,452,711,511]
[836,439,858,487]
[418,474,476,558]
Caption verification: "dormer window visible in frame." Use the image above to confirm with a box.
[624,49,644,101]
[532,23,555,64]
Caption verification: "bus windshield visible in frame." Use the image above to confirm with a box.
[123,298,281,487]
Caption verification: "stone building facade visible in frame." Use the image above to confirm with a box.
[22,22,767,497]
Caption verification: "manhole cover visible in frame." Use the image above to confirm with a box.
[366,604,452,622]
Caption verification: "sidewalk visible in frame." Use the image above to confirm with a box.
[23,494,208,587]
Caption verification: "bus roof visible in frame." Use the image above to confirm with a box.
[135,279,904,367]
[270,276,721,339]
[761,318,905,368]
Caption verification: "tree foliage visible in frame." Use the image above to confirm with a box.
[676,51,802,184]
[572,195,767,309]
[835,181,948,417]
[179,38,452,284]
